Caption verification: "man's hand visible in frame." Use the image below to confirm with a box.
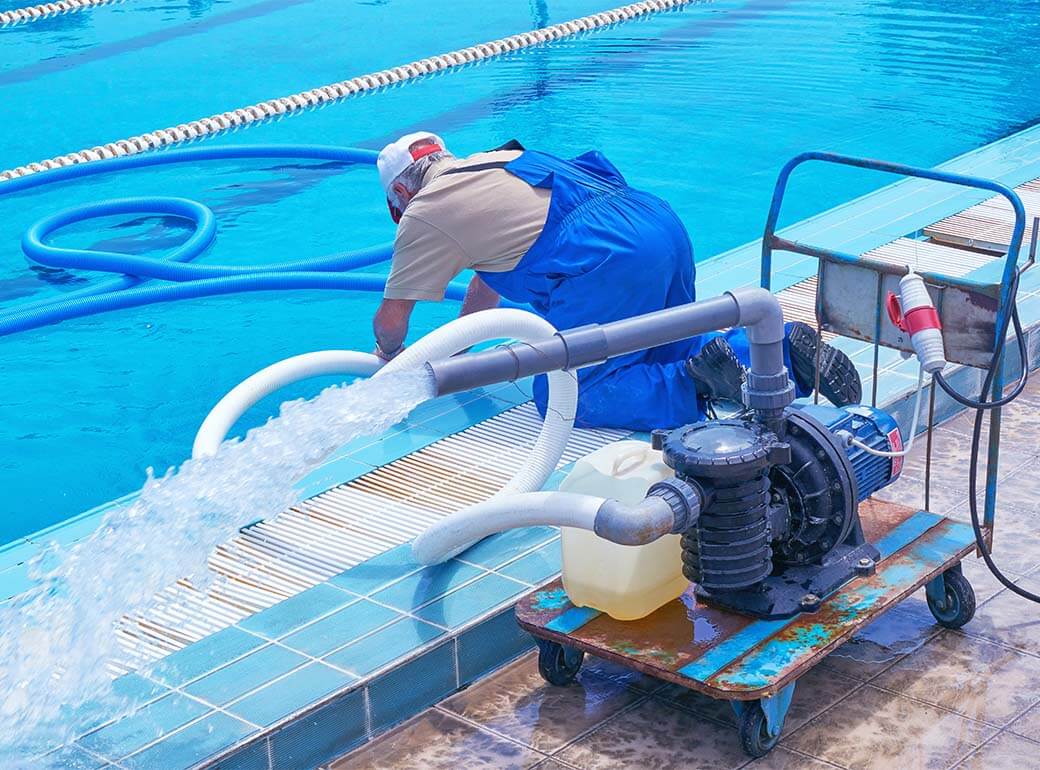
[373,298,416,359]
[373,343,404,362]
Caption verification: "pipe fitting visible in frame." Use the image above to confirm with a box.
[646,477,703,533]
[593,496,676,546]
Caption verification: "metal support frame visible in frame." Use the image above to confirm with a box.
[759,151,1028,539]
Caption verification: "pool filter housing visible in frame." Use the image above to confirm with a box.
[652,402,902,619]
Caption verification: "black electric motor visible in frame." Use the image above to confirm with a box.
[652,404,893,619]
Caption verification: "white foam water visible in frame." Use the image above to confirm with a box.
[0,368,433,761]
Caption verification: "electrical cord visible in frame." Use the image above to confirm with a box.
[955,268,1040,603]
[849,365,925,458]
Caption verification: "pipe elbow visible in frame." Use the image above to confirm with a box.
[593,497,675,546]
[727,287,785,345]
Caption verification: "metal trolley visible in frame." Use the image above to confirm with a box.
[515,153,1029,757]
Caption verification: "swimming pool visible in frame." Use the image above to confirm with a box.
[2,0,1039,543]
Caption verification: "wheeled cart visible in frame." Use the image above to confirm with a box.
[518,153,1029,757]
[517,500,976,757]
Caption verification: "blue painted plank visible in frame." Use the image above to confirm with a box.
[874,510,942,560]
[678,510,943,682]
[709,520,975,690]
[546,606,601,634]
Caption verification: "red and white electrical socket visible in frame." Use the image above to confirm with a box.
[885,271,947,374]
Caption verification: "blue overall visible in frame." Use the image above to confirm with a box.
[475,149,762,431]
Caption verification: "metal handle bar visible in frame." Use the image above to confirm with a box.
[760,151,1027,320]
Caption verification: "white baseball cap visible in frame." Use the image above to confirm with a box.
[377,131,446,194]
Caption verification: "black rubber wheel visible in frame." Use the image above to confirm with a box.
[738,701,782,758]
[927,568,976,629]
[536,639,584,686]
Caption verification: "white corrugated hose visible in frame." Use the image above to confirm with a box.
[0,0,705,180]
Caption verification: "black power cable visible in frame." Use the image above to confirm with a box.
[940,267,1040,604]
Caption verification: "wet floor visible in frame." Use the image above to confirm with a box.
[327,379,1040,770]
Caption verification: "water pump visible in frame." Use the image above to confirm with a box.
[651,402,902,618]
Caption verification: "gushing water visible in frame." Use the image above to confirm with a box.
[0,369,433,760]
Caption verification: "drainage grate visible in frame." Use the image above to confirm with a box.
[111,403,627,676]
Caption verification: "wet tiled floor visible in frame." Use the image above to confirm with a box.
[328,379,1040,770]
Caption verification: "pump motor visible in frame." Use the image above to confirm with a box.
[652,402,902,618]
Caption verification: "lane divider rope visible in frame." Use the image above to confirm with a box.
[0,0,705,181]
[0,0,124,27]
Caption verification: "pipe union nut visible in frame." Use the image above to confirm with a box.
[646,477,703,533]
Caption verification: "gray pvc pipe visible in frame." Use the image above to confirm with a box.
[426,288,786,398]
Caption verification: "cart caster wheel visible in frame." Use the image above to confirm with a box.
[927,568,976,629]
[536,639,584,686]
[739,701,782,758]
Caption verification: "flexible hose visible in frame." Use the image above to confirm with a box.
[383,308,578,495]
[192,351,386,458]
[193,308,578,505]
[413,492,604,564]
[0,145,406,337]
[21,196,391,280]
[0,272,468,337]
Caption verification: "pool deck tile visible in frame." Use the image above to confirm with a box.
[496,540,562,585]
[227,661,357,728]
[182,643,310,707]
[236,582,357,640]
[322,615,447,677]
[368,559,485,613]
[144,625,267,689]
[76,692,210,760]
[327,542,425,596]
[412,572,529,628]
[119,712,257,770]
[279,598,401,658]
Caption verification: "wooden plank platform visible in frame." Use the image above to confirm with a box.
[924,182,1040,253]
[515,500,976,701]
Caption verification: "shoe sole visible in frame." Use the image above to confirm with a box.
[788,322,862,407]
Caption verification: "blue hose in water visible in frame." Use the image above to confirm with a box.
[0,144,467,337]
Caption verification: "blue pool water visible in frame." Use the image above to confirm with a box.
[1,0,1039,543]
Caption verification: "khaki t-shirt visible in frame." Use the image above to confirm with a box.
[383,150,552,301]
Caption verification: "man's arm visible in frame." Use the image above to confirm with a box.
[459,274,500,316]
[373,298,416,360]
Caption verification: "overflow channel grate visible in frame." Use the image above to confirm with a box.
[109,402,628,677]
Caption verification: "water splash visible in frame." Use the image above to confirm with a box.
[0,368,433,759]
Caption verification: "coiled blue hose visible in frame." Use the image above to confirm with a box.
[0,144,466,337]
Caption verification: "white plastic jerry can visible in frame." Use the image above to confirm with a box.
[558,440,687,621]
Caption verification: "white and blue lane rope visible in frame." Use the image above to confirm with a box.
[0,0,125,27]
[0,0,706,180]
